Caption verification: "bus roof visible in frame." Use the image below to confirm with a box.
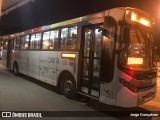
[0,7,153,39]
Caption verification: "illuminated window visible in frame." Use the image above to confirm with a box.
[42,31,50,49]
[60,28,68,50]
[68,26,77,49]
[30,33,41,50]
[42,30,59,50]
[50,30,59,49]
[35,33,41,49]
[60,26,77,50]
[15,37,20,49]
[3,39,8,50]
[30,34,35,49]
[20,35,29,50]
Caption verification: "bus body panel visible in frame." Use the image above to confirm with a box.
[17,50,28,75]
[27,51,40,80]
[57,51,79,84]
[116,83,156,107]
[39,51,58,85]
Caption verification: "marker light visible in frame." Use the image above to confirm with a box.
[127,57,143,65]
[140,18,149,26]
[131,13,137,21]
[130,13,150,27]
[61,53,76,59]
[125,9,152,27]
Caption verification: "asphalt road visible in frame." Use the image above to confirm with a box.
[0,62,117,120]
[0,61,159,120]
[140,76,160,112]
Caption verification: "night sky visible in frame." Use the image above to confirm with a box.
[0,0,159,35]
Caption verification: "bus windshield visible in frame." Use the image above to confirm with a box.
[119,24,156,71]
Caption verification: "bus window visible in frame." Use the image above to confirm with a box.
[94,29,102,57]
[24,35,29,49]
[60,26,77,50]
[20,37,24,49]
[30,33,41,50]
[68,26,77,49]
[50,30,59,49]
[30,34,35,49]
[15,37,20,49]
[20,36,29,50]
[60,28,68,50]
[93,29,102,76]
[35,33,41,49]
[42,31,50,49]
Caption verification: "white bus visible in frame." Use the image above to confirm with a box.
[0,7,157,107]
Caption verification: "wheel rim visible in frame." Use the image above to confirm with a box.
[64,80,74,94]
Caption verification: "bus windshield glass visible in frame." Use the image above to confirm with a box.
[119,24,156,71]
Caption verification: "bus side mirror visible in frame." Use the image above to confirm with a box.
[102,16,116,38]
[98,28,110,38]
[102,29,108,37]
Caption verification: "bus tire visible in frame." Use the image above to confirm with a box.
[60,73,77,99]
[13,63,19,76]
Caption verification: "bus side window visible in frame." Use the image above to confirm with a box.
[30,34,35,49]
[24,35,29,49]
[20,37,24,49]
[50,30,59,50]
[15,37,20,49]
[68,26,77,49]
[60,28,68,50]
[3,40,8,50]
[29,33,41,50]
[60,26,77,50]
[35,33,41,50]
[20,35,29,50]
[42,31,50,50]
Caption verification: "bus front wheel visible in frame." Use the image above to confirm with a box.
[61,74,77,99]
[13,63,19,76]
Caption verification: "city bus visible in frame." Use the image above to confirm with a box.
[0,7,157,107]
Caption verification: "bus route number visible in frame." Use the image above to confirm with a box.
[48,57,59,64]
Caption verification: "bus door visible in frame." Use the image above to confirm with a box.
[80,25,102,97]
[7,39,14,69]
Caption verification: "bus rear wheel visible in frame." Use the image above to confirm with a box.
[61,74,77,99]
[13,63,19,76]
